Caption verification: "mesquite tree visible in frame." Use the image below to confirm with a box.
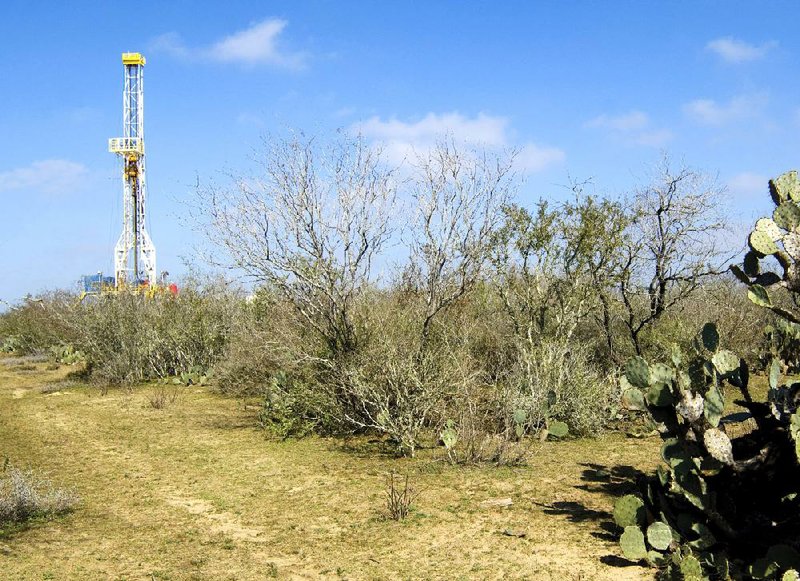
[195,132,398,359]
[614,156,732,355]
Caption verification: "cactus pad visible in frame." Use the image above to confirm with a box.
[650,362,675,384]
[620,526,648,561]
[785,233,800,260]
[547,420,568,438]
[756,217,785,241]
[676,390,704,422]
[748,284,772,307]
[700,322,719,352]
[774,201,800,231]
[613,494,645,528]
[689,522,716,550]
[625,356,650,389]
[703,428,734,465]
[750,230,780,256]
[743,251,760,277]
[769,358,781,390]
[646,521,673,551]
[771,170,800,204]
[622,388,646,411]
[766,544,800,571]
[712,350,740,375]
[704,384,725,427]
[646,381,675,407]
[680,554,703,579]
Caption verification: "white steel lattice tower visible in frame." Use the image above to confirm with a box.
[109,52,156,286]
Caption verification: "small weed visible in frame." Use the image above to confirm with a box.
[40,380,81,394]
[385,472,419,521]
[189,556,207,568]
[148,385,182,410]
[13,364,37,372]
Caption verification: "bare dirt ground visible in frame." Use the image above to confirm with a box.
[0,358,658,580]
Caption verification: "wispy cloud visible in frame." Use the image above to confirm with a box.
[0,160,88,195]
[236,112,266,127]
[352,112,564,173]
[584,110,673,147]
[706,37,777,63]
[586,111,649,132]
[728,172,769,199]
[683,93,767,125]
[151,18,305,69]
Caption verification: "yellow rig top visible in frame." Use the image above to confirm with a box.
[121,52,146,66]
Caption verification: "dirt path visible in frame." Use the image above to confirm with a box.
[0,360,656,580]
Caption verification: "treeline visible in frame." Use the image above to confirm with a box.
[0,134,766,457]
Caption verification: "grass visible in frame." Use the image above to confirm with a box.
[0,356,658,580]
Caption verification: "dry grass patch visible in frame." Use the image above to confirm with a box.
[0,359,656,580]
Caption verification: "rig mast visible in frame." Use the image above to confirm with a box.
[109,52,156,286]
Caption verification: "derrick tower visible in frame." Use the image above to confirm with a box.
[109,52,156,286]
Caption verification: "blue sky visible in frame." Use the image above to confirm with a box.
[1,0,799,302]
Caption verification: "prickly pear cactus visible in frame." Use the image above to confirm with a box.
[614,171,800,580]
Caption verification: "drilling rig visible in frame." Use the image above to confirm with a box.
[108,52,157,288]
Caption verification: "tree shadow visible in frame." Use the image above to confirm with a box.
[575,462,646,496]
[333,436,402,459]
[537,462,649,568]
[533,500,610,523]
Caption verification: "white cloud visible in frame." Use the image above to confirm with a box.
[151,18,305,69]
[586,111,649,132]
[516,143,566,172]
[236,112,266,127]
[584,110,672,147]
[353,112,564,173]
[728,172,768,199]
[358,112,508,146]
[0,160,88,195]
[150,32,188,58]
[632,129,674,147]
[706,37,777,63]
[683,93,767,125]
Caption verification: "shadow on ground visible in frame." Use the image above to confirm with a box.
[536,462,649,568]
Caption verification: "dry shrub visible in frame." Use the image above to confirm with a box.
[66,282,240,385]
[214,290,303,397]
[0,461,79,527]
[641,278,769,366]
[385,472,419,521]
[0,292,76,355]
[148,385,182,409]
[503,339,618,437]
[329,298,458,457]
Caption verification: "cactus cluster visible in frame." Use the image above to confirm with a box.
[162,366,210,386]
[731,170,800,321]
[49,343,85,365]
[614,171,800,580]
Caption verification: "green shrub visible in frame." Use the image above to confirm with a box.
[503,339,617,437]
[68,284,240,385]
[0,292,76,355]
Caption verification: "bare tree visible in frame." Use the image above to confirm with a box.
[615,155,733,355]
[406,139,516,346]
[195,132,397,358]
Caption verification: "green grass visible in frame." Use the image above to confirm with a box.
[0,357,656,580]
